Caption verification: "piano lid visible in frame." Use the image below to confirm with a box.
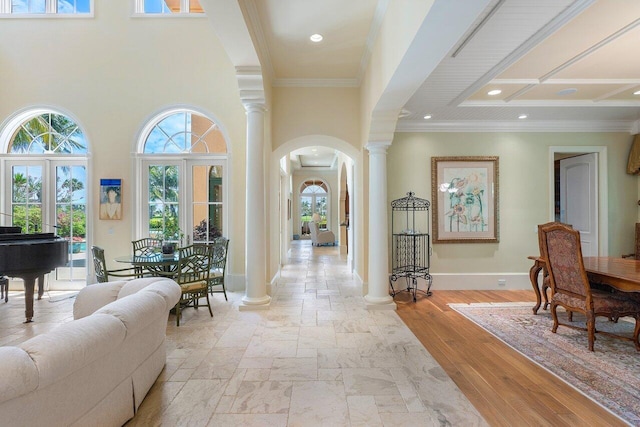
[0,226,22,234]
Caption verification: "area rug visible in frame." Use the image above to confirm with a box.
[449,302,640,426]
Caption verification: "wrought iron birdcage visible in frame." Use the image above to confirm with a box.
[389,191,432,301]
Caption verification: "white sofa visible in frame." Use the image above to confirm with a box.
[0,277,181,427]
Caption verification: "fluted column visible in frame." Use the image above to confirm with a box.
[364,141,395,309]
[241,101,271,309]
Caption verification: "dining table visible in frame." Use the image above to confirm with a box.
[528,256,640,314]
[115,253,180,277]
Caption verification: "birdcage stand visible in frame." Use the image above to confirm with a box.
[389,192,432,302]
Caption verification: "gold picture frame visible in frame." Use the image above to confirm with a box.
[431,156,499,243]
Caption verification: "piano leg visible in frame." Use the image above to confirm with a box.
[22,273,38,323]
[37,274,45,300]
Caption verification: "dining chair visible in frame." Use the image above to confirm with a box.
[540,222,640,351]
[208,237,229,301]
[132,238,163,256]
[91,246,140,283]
[131,238,163,277]
[171,244,213,326]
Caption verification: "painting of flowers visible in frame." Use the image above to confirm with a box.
[432,156,499,243]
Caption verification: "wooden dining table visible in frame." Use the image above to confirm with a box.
[528,256,640,314]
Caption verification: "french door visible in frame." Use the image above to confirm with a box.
[4,158,87,286]
[141,158,226,246]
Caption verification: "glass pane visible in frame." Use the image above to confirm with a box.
[192,204,208,242]
[144,0,171,13]
[148,165,163,203]
[210,166,223,202]
[10,113,86,154]
[164,165,179,202]
[58,0,91,13]
[192,165,207,202]
[12,0,45,13]
[189,0,204,13]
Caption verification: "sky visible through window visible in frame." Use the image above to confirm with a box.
[11,0,91,13]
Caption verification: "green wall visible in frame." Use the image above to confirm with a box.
[388,132,637,275]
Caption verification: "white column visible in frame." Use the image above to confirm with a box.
[241,102,271,309]
[364,142,395,309]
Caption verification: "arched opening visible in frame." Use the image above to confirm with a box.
[269,135,360,283]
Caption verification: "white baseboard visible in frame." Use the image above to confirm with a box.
[429,273,531,290]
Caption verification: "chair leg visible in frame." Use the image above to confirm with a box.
[221,280,227,301]
[176,301,181,327]
[205,291,213,317]
[634,315,640,351]
[586,312,595,351]
[551,302,559,333]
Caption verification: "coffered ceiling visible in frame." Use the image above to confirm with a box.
[241,0,640,135]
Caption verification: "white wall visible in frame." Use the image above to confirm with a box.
[0,4,248,282]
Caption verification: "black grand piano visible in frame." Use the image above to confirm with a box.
[0,226,69,322]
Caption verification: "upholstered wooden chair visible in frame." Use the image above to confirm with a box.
[91,246,139,283]
[170,244,213,326]
[540,222,640,351]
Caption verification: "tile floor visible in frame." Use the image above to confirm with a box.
[0,241,486,426]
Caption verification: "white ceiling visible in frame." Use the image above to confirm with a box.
[242,0,640,140]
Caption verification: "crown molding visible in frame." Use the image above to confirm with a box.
[356,0,388,85]
[272,78,360,88]
[395,119,634,133]
[461,99,640,107]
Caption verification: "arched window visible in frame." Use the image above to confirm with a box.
[2,110,88,286]
[136,0,203,14]
[300,179,329,230]
[138,108,227,244]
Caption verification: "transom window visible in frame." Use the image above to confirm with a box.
[144,110,225,154]
[0,0,91,14]
[137,0,203,14]
[9,112,87,154]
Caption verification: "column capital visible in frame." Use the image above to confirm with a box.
[365,141,392,154]
[243,102,267,114]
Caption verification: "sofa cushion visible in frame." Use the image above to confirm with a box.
[118,277,169,299]
[74,281,127,319]
[0,347,39,401]
[95,291,168,338]
[20,314,126,390]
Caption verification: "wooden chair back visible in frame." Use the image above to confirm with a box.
[539,222,591,300]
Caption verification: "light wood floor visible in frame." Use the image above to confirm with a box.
[395,290,627,427]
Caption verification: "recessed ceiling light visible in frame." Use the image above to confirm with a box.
[423,114,432,119]
[310,34,323,42]
[518,114,528,119]
[557,88,578,96]
[311,148,317,152]
[634,90,640,95]
[487,89,502,96]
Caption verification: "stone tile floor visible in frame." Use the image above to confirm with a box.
[0,241,486,426]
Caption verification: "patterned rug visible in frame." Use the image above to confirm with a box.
[449,302,640,426]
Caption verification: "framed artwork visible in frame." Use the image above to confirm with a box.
[99,178,122,220]
[431,156,499,243]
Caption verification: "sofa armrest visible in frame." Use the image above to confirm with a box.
[73,281,127,319]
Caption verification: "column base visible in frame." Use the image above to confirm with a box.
[239,295,271,311]
[364,294,396,310]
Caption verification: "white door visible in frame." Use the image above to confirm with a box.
[560,153,598,256]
